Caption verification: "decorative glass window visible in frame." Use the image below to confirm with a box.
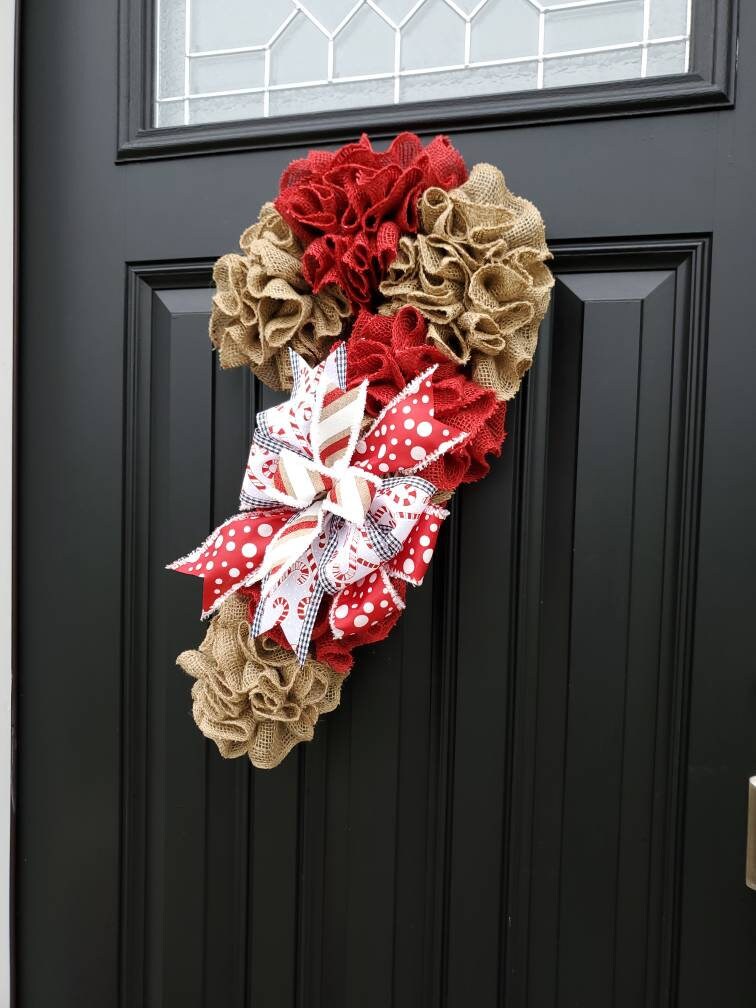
[154,0,692,128]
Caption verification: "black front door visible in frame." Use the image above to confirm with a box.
[17,1,756,1005]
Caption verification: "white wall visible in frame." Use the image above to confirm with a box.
[0,1,12,1004]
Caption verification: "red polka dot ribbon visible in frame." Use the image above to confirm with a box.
[167,509,290,617]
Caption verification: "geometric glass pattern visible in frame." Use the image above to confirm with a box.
[154,0,691,127]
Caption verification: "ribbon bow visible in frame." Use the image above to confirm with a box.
[169,343,466,663]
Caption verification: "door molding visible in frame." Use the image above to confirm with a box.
[4,1,14,1005]
[120,261,219,1006]
[504,235,710,1005]
[117,0,738,162]
[117,261,497,1006]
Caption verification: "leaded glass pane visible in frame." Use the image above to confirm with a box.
[154,0,692,127]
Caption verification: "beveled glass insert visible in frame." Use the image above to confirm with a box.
[154,0,692,128]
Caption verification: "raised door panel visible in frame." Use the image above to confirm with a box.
[506,240,708,1008]
[120,265,474,1007]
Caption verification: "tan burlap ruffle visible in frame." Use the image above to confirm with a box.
[177,593,344,769]
[209,202,352,390]
[379,163,554,400]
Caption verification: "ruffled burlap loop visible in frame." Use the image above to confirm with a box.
[246,247,303,292]
[419,180,515,248]
[457,310,507,355]
[417,186,452,233]
[209,202,351,390]
[378,236,464,326]
[425,322,468,364]
[177,593,344,769]
[380,163,554,401]
[239,201,298,256]
[468,263,534,324]
[421,233,473,280]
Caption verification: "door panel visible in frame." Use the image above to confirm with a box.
[120,266,453,1007]
[17,1,756,1005]
[508,241,708,1007]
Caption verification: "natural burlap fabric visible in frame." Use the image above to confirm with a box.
[379,163,554,400]
[209,202,351,390]
[177,593,344,769]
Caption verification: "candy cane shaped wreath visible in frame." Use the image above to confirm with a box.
[169,133,554,769]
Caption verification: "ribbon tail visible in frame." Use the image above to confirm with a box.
[295,582,325,666]
[252,537,328,665]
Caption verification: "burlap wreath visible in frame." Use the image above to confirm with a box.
[209,202,351,390]
[177,593,344,769]
[379,163,554,401]
[172,135,552,770]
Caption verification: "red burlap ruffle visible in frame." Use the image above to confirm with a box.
[346,306,507,492]
[240,578,408,676]
[275,133,467,309]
